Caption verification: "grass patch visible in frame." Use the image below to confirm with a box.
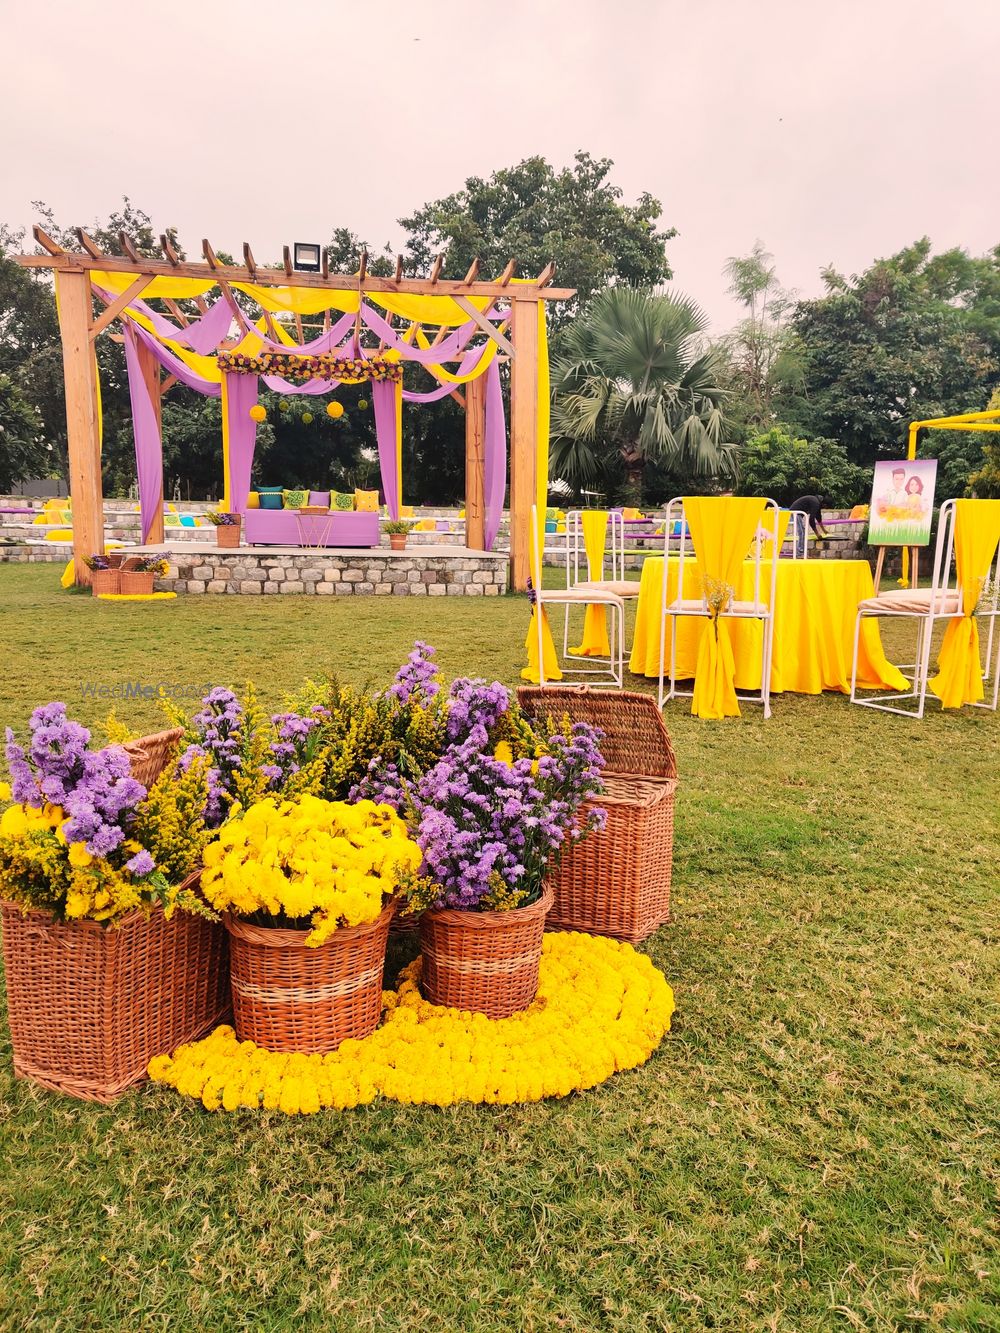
[0,564,998,1330]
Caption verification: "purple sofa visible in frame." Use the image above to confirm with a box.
[243,510,379,548]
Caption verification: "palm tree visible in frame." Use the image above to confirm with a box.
[549,287,736,504]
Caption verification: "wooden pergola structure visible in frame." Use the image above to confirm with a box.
[14,227,574,588]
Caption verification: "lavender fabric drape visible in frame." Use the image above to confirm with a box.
[483,357,506,551]
[223,373,260,515]
[96,289,236,356]
[130,322,222,397]
[123,325,164,544]
[372,380,400,519]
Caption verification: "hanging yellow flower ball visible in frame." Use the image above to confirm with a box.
[357,398,369,411]
[279,400,289,412]
[302,411,314,425]
[327,402,344,419]
[249,405,267,423]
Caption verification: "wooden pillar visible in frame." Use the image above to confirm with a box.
[137,339,165,544]
[56,271,103,586]
[464,373,486,550]
[508,298,538,590]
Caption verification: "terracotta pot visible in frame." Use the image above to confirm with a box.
[90,568,121,596]
[418,884,553,1019]
[389,533,407,552]
[216,520,241,548]
[119,570,155,595]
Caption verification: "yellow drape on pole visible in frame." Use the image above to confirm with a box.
[570,511,611,656]
[927,500,1000,708]
[522,300,561,682]
[685,497,767,719]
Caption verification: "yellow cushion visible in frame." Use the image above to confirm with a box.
[45,529,73,541]
[354,490,379,512]
[33,514,48,525]
[245,491,260,510]
[850,504,870,520]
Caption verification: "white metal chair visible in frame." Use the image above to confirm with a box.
[562,509,641,658]
[657,496,781,717]
[785,509,810,560]
[531,505,625,687]
[850,498,1000,718]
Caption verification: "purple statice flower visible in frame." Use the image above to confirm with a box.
[179,688,246,825]
[267,709,324,786]
[5,703,92,807]
[387,641,441,706]
[126,849,155,876]
[350,757,407,810]
[444,678,511,745]
[60,745,147,857]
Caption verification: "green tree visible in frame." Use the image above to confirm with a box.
[0,373,48,489]
[780,239,1000,469]
[400,151,674,322]
[549,287,734,506]
[965,388,1000,498]
[737,426,870,507]
[719,241,803,431]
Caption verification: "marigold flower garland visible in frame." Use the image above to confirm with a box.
[148,933,675,1113]
[217,351,402,383]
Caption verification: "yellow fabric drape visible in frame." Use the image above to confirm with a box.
[928,500,1000,708]
[570,512,611,656]
[521,301,560,682]
[684,497,767,719]
[759,510,792,559]
[412,327,498,382]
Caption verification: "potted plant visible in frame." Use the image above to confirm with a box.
[120,554,169,595]
[199,794,421,1052]
[206,511,242,548]
[83,553,120,596]
[384,518,415,552]
[0,706,228,1101]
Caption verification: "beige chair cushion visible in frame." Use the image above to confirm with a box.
[859,589,961,615]
[575,579,641,597]
[540,587,623,604]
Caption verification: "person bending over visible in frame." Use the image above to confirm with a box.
[789,494,831,556]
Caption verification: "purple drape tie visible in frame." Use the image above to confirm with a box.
[371,380,400,519]
[483,357,506,552]
[123,324,163,544]
[223,373,260,515]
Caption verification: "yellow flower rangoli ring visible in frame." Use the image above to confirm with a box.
[149,933,675,1114]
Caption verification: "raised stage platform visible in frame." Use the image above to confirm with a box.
[142,543,510,596]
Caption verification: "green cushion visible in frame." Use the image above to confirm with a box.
[282,489,308,510]
[332,491,354,511]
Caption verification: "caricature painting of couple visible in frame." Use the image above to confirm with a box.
[868,459,938,546]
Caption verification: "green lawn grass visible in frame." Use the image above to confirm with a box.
[1,564,998,1331]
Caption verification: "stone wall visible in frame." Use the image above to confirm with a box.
[156,551,510,596]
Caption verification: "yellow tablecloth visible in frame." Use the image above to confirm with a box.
[629,558,908,694]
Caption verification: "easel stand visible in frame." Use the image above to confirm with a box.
[873,546,920,593]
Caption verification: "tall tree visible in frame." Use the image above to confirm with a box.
[780,239,1000,471]
[549,287,734,505]
[400,152,674,322]
[719,241,802,431]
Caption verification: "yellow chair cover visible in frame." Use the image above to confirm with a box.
[570,511,611,657]
[522,606,563,683]
[683,497,767,719]
[758,510,792,559]
[928,499,1000,708]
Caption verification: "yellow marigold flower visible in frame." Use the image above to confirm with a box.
[0,804,29,839]
[67,842,93,868]
[0,781,11,803]
[492,741,514,767]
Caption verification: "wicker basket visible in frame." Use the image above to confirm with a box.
[0,898,230,1102]
[225,899,395,1053]
[119,570,155,595]
[122,727,184,788]
[90,568,120,596]
[215,520,241,548]
[517,686,678,944]
[418,884,553,1019]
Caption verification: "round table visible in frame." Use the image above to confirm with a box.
[628,557,906,694]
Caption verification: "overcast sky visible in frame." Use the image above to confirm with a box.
[3,0,997,329]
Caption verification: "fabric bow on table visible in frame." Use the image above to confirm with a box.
[928,499,1000,708]
[683,496,768,719]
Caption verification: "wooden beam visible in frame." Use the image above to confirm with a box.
[76,229,105,261]
[55,271,104,585]
[394,255,404,283]
[202,239,220,269]
[536,262,556,288]
[500,260,517,286]
[282,246,293,277]
[321,248,329,280]
[453,295,516,358]
[358,251,368,282]
[465,372,487,551]
[119,232,141,264]
[242,242,257,279]
[33,225,64,256]
[90,275,155,340]
[429,254,444,283]
[163,298,190,327]
[161,234,181,266]
[509,298,539,591]
[160,373,178,395]
[11,250,575,300]
[463,258,481,285]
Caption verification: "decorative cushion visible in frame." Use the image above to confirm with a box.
[179,515,196,528]
[245,491,261,509]
[354,490,380,512]
[257,487,284,510]
[858,589,961,615]
[332,491,354,511]
[309,491,331,508]
[283,489,309,510]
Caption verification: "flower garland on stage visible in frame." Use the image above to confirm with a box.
[148,933,675,1113]
[217,351,402,383]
